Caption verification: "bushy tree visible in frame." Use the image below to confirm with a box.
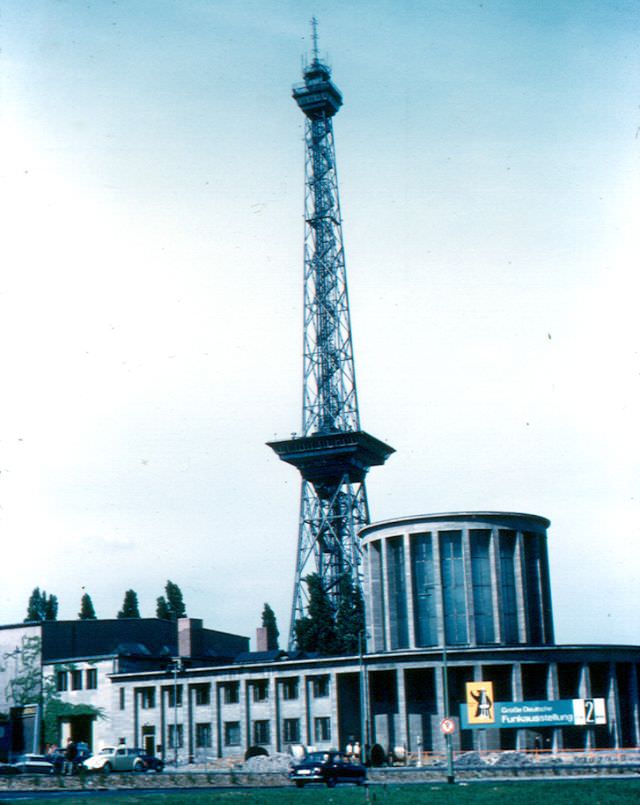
[117,589,141,619]
[24,588,58,622]
[294,574,338,655]
[335,579,365,654]
[78,592,97,620]
[156,581,186,620]
[261,603,279,650]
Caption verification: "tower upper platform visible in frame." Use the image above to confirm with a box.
[268,430,394,490]
[292,59,343,119]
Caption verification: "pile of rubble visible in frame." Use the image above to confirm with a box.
[243,752,293,773]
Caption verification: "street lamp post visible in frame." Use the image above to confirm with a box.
[358,630,370,764]
[171,658,182,768]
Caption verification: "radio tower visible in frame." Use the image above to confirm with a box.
[268,20,394,650]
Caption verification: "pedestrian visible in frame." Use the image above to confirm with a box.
[63,737,77,775]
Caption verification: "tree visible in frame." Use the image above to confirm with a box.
[24,588,58,622]
[117,590,141,619]
[156,596,171,620]
[78,593,97,620]
[335,579,365,654]
[165,581,186,619]
[156,581,187,621]
[294,574,338,655]
[261,603,279,650]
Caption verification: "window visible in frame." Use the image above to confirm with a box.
[312,676,329,698]
[85,668,98,690]
[387,536,409,649]
[252,680,268,702]
[283,718,300,743]
[167,685,183,707]
[119,688,126,710]
[411,532,438,647]
[470,530,495,644]
[194,684,210,706]
[71,670,83,690]
[56,671,68,692]
[195,723,212,748]
[314,717,331,742]
[222,682,240,704]
[253,720,270,745]
[440,530,469,645]
[499,530,518,643]
[224,721,241,746]
[282,678,299,700]
[168,723,183,749]
[140,688,156,709]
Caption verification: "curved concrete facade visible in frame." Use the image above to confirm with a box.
[361,512,554,653]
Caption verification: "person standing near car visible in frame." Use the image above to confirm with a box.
[63,737,77,775]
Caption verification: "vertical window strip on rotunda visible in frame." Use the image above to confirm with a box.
[470,529,495,644]
[386,536,409,649]
[410,532,438,647]
[523,532,544,644]
[498,530,519,643]
[440,530,468,645]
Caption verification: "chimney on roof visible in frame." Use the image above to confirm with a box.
[177,617,203,658]
[255,627,269,652]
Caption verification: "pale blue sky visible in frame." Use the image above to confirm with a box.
[1,1,638,645]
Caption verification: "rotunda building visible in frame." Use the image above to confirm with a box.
[361,512,554,653]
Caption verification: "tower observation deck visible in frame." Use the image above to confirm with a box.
[268,23,394,650]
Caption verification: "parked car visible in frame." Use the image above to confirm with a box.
[132,748,164,772]
[83,746,146,773]
[11,754,55,775]
[0,763,20,776]
[289,751,367,788]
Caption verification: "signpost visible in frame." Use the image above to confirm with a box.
[440,718,456,735]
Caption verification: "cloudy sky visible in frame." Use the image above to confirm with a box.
[1,0,638,646]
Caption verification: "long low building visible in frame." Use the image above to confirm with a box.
[109,641,640,760]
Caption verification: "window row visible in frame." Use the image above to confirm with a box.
[56,668,97,692]
[222,716,331,747]
[138,684,211,709]
[132,676,330,712]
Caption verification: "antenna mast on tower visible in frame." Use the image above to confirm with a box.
[268,21,394,650]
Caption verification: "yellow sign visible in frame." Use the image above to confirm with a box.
[465,681,495,724]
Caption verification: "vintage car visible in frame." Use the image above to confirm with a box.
[289,750,367,788]
[10,754,55,775]
[132,748,164,772]
[83,746,146,773]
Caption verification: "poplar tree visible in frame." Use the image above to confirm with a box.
[117,589,141,619]
[156,581,187,620]
[25,588,58,622]
[156,596,171,620]
[261,603,280,650]
[78,592,97,620]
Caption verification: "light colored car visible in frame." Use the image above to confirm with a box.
[11,754,55,775]
[83,746,146,773]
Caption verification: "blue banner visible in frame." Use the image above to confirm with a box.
[460,698,606,730]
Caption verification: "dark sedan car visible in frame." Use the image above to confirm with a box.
[289,751,366,788]
[132,748,164,772]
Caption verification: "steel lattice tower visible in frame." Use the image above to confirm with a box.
[268,21,394,650]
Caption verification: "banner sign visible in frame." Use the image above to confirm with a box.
[460,692,606,730]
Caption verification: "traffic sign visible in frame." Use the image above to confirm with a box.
[440,717,456,735]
